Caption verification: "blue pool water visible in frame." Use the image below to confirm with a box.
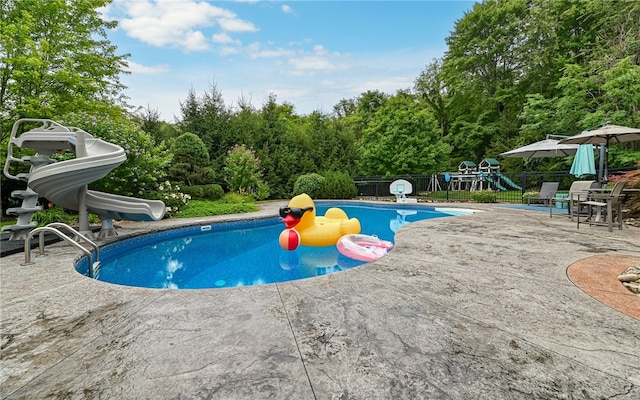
[76,203,468,289]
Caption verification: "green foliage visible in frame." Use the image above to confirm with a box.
[179,84,232,169]
[181,184,224,200]
[471,190,497,203]
[360,92,452,175]
[221,193,250,204]
[201,184,224,200]
[293,173,325,198]
[318,171,358,199]
[59,112,172,198]
[174,199,259,218]
[0,0,127,135]
[169,132,213,186]
[134,106,182,145]
[180,185,203,199]
[32,206,74,226]
[250,181,271,201]
[223,144,264,194]
[147,181,190,218]
[521,191,540,203]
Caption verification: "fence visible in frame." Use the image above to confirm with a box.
[354,168,635,203]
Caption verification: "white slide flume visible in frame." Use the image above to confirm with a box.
[3,119,165,239]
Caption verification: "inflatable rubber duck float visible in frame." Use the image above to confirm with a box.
[279,193,361,250]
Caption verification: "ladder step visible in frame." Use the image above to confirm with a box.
[16,172,30,181]
[10,190,39,199]
[1,222,38,232]
[6,206,42,216]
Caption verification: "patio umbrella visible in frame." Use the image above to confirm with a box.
[560,123,640,183]
[569,144,596,178]
[500,139,579,159]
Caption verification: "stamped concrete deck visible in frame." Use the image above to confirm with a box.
[1,202,639,399]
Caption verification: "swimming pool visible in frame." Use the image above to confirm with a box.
[76,203,471,289]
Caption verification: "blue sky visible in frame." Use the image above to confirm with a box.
[103,1,476,121]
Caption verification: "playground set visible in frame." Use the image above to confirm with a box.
[445,158,522,192]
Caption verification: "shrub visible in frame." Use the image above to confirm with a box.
[201,184,224,200]
[223,144,264,194]
[521,191,539,203]
[293,173,325,198]
[168,132,212,186]
[181,184,224,200]
[174,200,259,218]
[32,206,74,226]
[318,171,358,199]
[221,192,248,204]
[181,185,204,199]
[148,181,191,217]
[471,190,497,203]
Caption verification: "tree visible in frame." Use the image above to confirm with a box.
[178,82,232,170]
[414,58,448,137]
[359,91,451,175]
[223,144,264,195]
[253,94,300,198]
[442,0,529,162]
[134,106,181,147]
[0,0,128,138]
[169,132,213,186]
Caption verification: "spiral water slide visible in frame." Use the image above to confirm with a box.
[4,119,165,238]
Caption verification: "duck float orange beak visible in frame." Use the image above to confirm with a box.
[279,206,314,229]
[278,193,361,250]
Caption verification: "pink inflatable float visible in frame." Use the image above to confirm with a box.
[336,234,394,262]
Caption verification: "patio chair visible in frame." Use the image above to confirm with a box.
[553,180,598,220]
[576,181,629,232]
[527,182,559,206]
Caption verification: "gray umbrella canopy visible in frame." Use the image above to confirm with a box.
[560,123,640,183]
[500,139,579,159]
[559,124,640,145]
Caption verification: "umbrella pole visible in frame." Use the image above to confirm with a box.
[598,143,606,184]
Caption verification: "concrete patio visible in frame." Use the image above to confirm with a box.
[1,202,639,399]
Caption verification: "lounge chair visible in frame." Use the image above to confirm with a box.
[527,182,559,206]
[389,179,417,203]
[577,181,629,232]
[553,180,598,220]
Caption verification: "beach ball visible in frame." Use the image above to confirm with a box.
[279,229,300,251]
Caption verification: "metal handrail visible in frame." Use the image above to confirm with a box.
[40,222,100,261]
[23,224,100,277]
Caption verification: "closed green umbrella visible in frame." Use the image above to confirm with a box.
[569,144,596,178]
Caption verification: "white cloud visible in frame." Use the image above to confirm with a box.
[111,0,256,51]
[219,46,242,56]
[125,61,170,74]
[245,42,295,59]
[217,17,258,32]
[286,45,350,75]
[287,56,350,74]
[212,32,240,45]
[281,5,293,14]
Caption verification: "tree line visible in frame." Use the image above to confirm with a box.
[2,0,639,206]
